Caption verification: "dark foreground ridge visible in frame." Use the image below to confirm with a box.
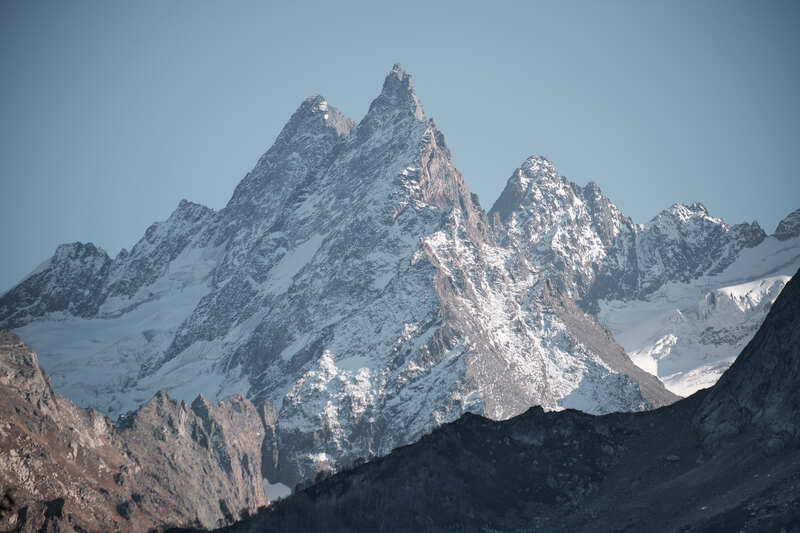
[172,269,800,533]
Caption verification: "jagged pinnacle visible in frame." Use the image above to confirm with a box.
[280,94,355,139]
[367,64,425,121]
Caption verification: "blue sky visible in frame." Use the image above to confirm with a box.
[1,0,799,291]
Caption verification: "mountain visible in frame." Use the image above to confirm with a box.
[3,65,796,493]
[774,208,800,241]
[488,157,768,306]
[174,268,800,533]
[489,156,636,302]
[597,210,800,395]
[0,66,679,489]
[487,156,800,396]
[0,330,268,532]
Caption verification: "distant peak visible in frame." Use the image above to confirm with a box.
[380,63,417,99]
[171,199,214,223]
[367,64,425,121]
[583,180,609,202]
[303,94,328,112]
[488,156,564,220]
[774,208,800,241]
[282,95,355,139]
[296,94,329,116]
[176,198,210,210]
[518,156,561,185]
[689,201,709,214]
[522,155,556,170]
[664,202,710,219]
[191,393,214,418]
[54,242,109,261]
[651,202,731,229]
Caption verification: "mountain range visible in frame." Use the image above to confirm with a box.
[1,65,798,492]
[176,267,800,533]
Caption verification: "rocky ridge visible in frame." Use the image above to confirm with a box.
[0,330,268,532]
[775,208,800,241]
[489,155,770,306]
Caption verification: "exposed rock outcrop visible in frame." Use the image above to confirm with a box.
[0,330,268,532]
[774,208,800,241]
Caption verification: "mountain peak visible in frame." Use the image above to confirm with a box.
[53,241,108,261]
[172,199,214,222]
[660,202,716,223]
[367,64,425,121]
[520,155,559,181]
[278,95,355,141]
[774,208,800,241]
[689,201,709,214]
[390,62,405,78]
[301,94,329,114]
[506,156,563,192]
[488,156,565,221]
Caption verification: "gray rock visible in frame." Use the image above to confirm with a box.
[774,208,800,241]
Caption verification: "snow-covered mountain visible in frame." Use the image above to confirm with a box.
[0,65,794,488]
[489,157,770,306]
[0,66,678,488]
[204,268,800,533]
[489,156,635,302]
[598,230,800,396]
[488,157,800,396]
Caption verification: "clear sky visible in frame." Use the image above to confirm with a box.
[1,0,799,292]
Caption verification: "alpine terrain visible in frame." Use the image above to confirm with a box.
[173,267,800,533]
[1,65,796,491]
[0,330,269,532]
[488,158,800,396]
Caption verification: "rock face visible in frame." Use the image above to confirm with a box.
[774,208,800,241]
[188,269,800,533]
[0,243,112,327]
[0,330,267,533]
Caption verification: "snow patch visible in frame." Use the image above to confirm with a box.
[263,478,291,502]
